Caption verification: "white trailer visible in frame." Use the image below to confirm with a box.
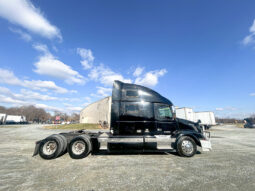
[176,107,216,129]
[5,115,27,124]
[175,107,196,122]
[195,112,216,126]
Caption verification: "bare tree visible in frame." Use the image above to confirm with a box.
[0,105,82,124]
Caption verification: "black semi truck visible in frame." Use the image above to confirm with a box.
[33,81,211,159]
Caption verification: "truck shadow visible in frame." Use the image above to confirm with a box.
[91,150,202,157]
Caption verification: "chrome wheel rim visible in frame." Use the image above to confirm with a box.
[43,141,57,155]
[181,140,194,154]
[72,140,86,155]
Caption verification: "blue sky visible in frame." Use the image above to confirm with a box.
[0,0,255,118]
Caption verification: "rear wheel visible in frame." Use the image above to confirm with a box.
[68,135,92,159]
[176,136,197,157]
[39,135,65,160]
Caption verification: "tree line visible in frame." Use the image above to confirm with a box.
[215,114,255,124]
[0,105,79,123]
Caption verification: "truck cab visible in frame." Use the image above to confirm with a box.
[33,81,211,160]
[111,80,176,136]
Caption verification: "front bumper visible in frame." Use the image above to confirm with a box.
[203,131,210,139]
[200,130,212,151]
[200,139,212,151]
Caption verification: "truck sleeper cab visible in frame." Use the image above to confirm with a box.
[33,81,211,160]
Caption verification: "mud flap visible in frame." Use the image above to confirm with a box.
[32,141,41,157]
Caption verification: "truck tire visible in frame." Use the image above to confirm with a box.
[176,136,197,157]
[68,135,92,159]
[57,134,67,154]
[38,135,64,160]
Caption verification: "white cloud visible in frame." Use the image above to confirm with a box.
[23,80,68,94]
[33,44,86,85]
[135,69,167,87]
[96,86,112,97]
[52,45,58,52]
[9,27,32,42]
[216,108,224,111]
[0,95,29,105]
[0,68,23,86]
[82,102,90,107]
[0,86,84,112]
[133,67,144,77]
[0,86,15,97]
[66,106,83,112]
[0,93,61,112]
[35,103,61,111]
[0,86,57,101]
[89,64,132,86]
[63,103,83,112]
[33,43,49,54]
[61,97,81,102]
[19,89,57,101]
[0,68,69,94]
[0,0,62,40]
[77,48,94,70]
[84,96,91,101]
[250,93,255,96]
[243,19,255,45]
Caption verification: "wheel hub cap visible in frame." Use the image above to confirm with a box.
[72,141,86,155]
[181,140,194,154]
[43,141,57,155]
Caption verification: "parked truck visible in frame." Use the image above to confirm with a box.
[176,107,216,129]
[5,115,27,124]
[33,81,211,160]
[195,112,216,129]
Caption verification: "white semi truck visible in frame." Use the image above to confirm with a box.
[5,115,27,124]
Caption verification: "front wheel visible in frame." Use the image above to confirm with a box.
[176,136,197,157]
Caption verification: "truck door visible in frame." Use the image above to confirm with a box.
[154,103,177,135]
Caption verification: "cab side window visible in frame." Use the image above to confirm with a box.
[155,104,173,120]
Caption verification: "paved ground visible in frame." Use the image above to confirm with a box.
[0,125,255,191]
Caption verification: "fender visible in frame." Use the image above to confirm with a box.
[172,130,204,147]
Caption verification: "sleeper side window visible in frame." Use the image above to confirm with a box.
[126,90,139,97]
[125,104,139,114]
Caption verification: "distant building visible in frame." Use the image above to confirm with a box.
[80,96,111,128]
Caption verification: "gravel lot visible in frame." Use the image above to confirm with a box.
[0,124,255,191]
